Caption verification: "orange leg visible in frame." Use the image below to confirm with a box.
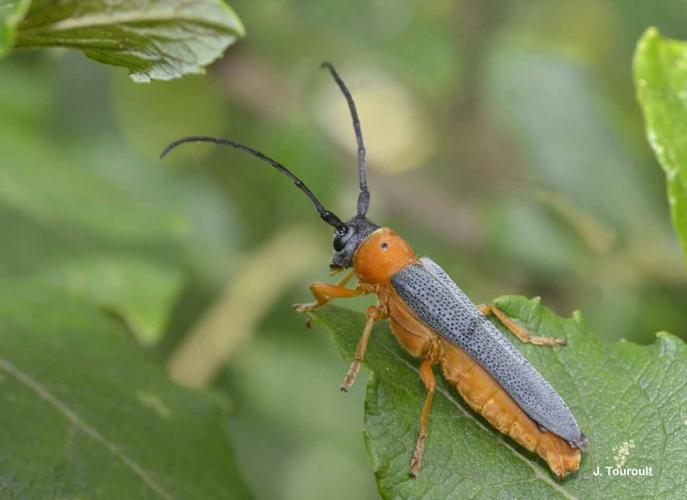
[478,304,565,347]
[410,359,436,477]
[341,305,386,391]
[292,271,359,313]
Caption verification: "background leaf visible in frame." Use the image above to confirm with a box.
[635,27,687,263]
[28,254,183,345]
[312,298,687,498]
[0,284,250,499]
[11,0,244,81]
[0,0,29,56]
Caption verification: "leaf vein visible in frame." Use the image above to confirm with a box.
[0,357,171,500]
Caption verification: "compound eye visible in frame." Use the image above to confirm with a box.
[333,226,351,252]
[333,234,347,252]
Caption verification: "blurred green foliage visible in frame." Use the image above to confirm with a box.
[0,284,250,498]
[1,1,687,498]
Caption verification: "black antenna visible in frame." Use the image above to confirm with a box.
[160,136,345,229]
[321,62,370,217]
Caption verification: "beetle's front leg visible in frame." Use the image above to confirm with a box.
[340,304,386,392]
[478,304,566,347]
[292,271,359,313]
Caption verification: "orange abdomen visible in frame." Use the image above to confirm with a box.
[385,290,580,477]
[440,340,580,476]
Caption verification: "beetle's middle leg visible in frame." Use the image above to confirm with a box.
[293,271,359,313]
[410,358,436,477]
[340,304,386,392]
[478,304,565,347]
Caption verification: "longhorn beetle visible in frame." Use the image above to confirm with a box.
[161,62,587,478]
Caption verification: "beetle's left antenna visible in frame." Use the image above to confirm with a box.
[160,136,345,229]
[321,62,370,217]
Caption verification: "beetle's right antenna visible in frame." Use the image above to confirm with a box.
[321,62,370,217]
[160,136,345,229]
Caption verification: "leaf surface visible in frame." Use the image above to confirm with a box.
[635,27,687,261]
[312,298,687,499]
[0,284,250,499]
[13,0,244,81]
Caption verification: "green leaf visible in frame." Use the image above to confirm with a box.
[635,27,687,261]
[0,284,251,498]
[13,0,244,82]
[312,298,687,498]
[0,0,30,56]
[28,254,184,345]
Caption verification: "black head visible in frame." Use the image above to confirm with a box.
[160,62,378,270]
[331,215,380,270]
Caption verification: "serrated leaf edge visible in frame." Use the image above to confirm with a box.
[310,298,685,499]
[310,311,579,500]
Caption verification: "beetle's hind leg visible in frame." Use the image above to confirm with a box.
[293,271,359,313]
[410,359,436,477]
[478,304,565,347]
[341,305,386,391]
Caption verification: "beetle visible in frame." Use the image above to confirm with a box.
[161,62,587,478]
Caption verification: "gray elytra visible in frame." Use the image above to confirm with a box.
[392,257,586,447]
